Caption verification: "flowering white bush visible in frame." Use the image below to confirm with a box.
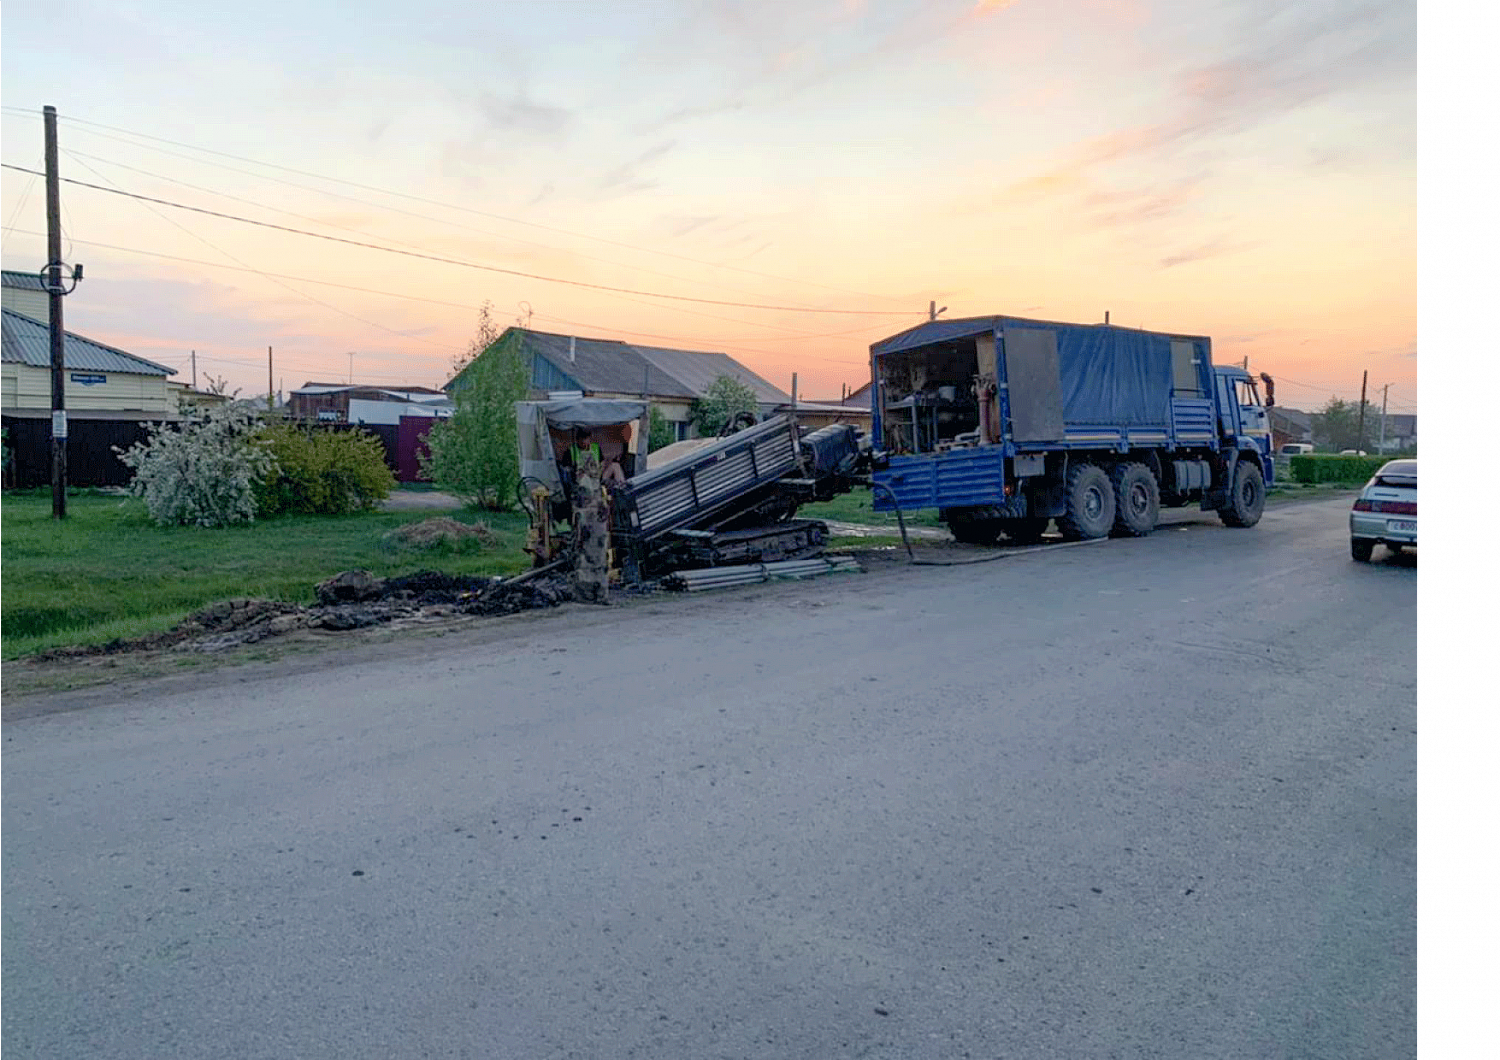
[116,402,277,528]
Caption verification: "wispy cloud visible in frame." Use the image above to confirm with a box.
[477,91,572,138]
[661,214,720,239]
[1079,173,1208,229]
[595,141,676,197]
[1158,236,1252,270]
[1004,0,1414,200]
[636,0,1025,133]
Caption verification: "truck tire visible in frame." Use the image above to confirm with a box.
[1058,463,1115,540]
[1001,517,1050,545]
[1218,459,1266,528]
[947,509,1003,546]
[1110,462,1159,537]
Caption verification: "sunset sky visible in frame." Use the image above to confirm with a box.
[1,0,1416,415]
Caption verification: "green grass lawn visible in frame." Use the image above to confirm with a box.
[799,488,946,529]
[1,492,531,659]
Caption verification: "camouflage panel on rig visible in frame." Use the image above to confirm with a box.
[569,449,611,604]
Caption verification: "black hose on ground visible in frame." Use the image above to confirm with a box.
[863,480,1106,567]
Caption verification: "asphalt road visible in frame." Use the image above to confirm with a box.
[2,497,1416,1059]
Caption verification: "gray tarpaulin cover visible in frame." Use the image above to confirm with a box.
[536,399,647,429]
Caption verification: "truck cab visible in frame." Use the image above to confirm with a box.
[1213,366,1274,483]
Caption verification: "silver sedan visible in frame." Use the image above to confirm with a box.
[1350,458,1416,561]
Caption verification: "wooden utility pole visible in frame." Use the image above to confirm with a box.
[191,349,197,389]
[1378,383,1391,454]
[1357,370,1369,453]
[44,105,67,520]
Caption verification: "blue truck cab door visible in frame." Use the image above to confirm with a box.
[1214,370,1241,438]
[1216,369,1271,440]
[1214,367,1274,477]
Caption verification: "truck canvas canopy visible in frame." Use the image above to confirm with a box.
[872,315,1204,454]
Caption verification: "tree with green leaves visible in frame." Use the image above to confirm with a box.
[451,300,501,376]
[690,374,760,437]
[422,314,530,510]
[2,426,14,488]
[115,401,277,527]
[648,407,677,452]
[1314,397,1377,453]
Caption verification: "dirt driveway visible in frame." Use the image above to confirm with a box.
[381,489,465,511]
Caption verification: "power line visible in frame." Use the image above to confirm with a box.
[2,163,912,317]
[2,105,908,307]
[3,157,41,240]
[58,152,454,352]
[3,228,913,357]
[58,147,845,317]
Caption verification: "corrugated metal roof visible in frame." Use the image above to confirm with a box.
[292,382,446,396]
[519,330,696,398]
[1,309,175,376]
[2,270,46,292]
[633,345,790,405]
[514,328,790,403]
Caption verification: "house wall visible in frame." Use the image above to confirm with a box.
[3,362,172,412]
[347,397,451,426]
[2,285,49,323]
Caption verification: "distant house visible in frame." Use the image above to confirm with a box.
[2,306,177,415]
[2,286,183,486]
[447,328,791,442]
[1379,413,1417,452]
[1269,407,1313,452]
[167,382,231,412]
[1,269,49,322]
[800,380,875,433]
[288,382,452,425]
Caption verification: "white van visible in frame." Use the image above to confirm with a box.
[1279,443,1314,456]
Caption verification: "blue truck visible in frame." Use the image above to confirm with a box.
[867,315,1276,544]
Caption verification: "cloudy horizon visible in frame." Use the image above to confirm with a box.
[1,0,1416,415]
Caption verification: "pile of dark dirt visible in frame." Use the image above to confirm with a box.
[37,599,305,660]
[382,517,497,551]
[315,569,573,615]
[36,571,577,661]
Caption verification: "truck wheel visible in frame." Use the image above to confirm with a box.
[1001,517,1050,545]
[1351,537,1375,562]
[1110,462,1159,537]
[1058,463,1116,540]
[947,510,1003,546]
[1218,460,1266,528]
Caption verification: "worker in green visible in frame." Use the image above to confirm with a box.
[569,428,602,470]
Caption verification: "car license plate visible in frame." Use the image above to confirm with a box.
[1388,520,1416,533]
